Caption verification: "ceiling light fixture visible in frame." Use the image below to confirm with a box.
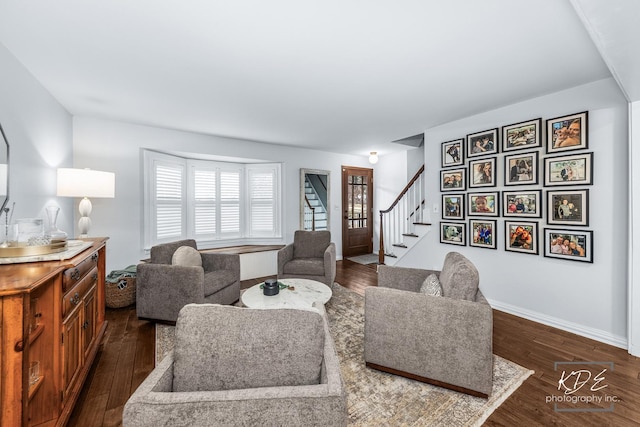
[369,152,379,164]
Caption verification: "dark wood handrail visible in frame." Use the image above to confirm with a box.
[304,196,316,230]
[379,165,425,214]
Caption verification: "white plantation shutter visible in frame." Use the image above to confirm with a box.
[248,166,279,236]
[220,170,241,236]
[193,168,216,238]
[144,150,281,248]
[153,160,185,242]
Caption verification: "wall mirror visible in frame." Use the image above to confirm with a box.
[0,123,8,212]
[300,169,330,231]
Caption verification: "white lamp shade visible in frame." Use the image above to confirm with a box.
[57,168,115,198]
[0,163,7,196]
[368,152,379,164]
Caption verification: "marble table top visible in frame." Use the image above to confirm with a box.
[241,278,332,312]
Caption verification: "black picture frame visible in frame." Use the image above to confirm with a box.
[466,128,499,158]
[469,219,497,250]
[546,111,588,154]
[502,189,542,218]
[469,157,497,188]
[467,191,499,217]
[441,138,464,168]
[543,152,593,186]
[502,118,542,152]
[440,222,466,246]
[440,168,466,192]
[505,220,539,255]
[546,189,589,226]
[442,194,465,220]
[504,151,539,186]
[544,228,593,263]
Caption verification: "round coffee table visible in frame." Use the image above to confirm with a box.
[241,278,332,312]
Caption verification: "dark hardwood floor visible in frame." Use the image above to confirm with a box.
[68,260,640,426]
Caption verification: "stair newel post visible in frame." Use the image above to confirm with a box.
[379,210,385,264]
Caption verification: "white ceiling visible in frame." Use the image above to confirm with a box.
[0,0,634,157]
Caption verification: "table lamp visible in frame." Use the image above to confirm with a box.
[57,168,115,238]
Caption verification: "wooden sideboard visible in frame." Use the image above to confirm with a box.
[0,238,108,427]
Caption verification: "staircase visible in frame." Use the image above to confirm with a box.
[304,180,328,230]
[379,165,431,265]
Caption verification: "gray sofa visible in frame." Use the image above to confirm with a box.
[278,230,336,287]
[123,303,347,427]
[136,239,240,323]
[364,252,493,397]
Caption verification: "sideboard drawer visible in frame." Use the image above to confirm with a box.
[63,267,98,318]
[63,250,99,292]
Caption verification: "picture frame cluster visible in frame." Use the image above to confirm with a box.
[439,111,593,263]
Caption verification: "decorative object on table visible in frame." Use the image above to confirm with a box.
[543,152,593,186]
[469,219,497,249]
[546,189,589,226]
[45,205,67,240]
[502,190,542,218]
[504,220,539,255]
[469,156,496,188]
[504,151,539,186]
[546,111,588,154]
[441,138,464,167]
[467,191,499,217]
[262,278,279,296]
[105,265,138,308]
[442,193,465,220]
[1,202,14,247]
[502,117,542,152]
[57,167,115,237]
[466,127,499,158]
[543,228,593,263]
[439,221,466,246]
[440,167,466,192]
[15,218,44,244]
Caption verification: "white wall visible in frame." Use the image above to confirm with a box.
[395,78,629,347]
[372,150,410,254]
[630,101,640,356]
[0,43,74,235]
[72,117,369,272]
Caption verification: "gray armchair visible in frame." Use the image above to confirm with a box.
[123,303,347,427]
[278,230,336,287]
[136,239,240,323]
[364,252,493,397]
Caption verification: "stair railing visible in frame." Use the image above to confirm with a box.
[379,165,425,264]
[304,196,316,231]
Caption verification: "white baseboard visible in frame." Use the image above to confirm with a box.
[487,298,628,350]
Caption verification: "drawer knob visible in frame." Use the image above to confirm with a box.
[70,292,80,305]
[91,253,99,262]
[70,268,81,280]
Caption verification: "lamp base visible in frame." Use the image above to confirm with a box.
[78,198,93,237]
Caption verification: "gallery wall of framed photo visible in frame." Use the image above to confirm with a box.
[440,111,594,263]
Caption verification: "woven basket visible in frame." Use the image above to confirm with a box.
[105,277,136,308]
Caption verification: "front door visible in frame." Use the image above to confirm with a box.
[341,166,374,257]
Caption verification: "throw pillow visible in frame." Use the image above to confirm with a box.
[420,273,442,296]
[172,246,202,267]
